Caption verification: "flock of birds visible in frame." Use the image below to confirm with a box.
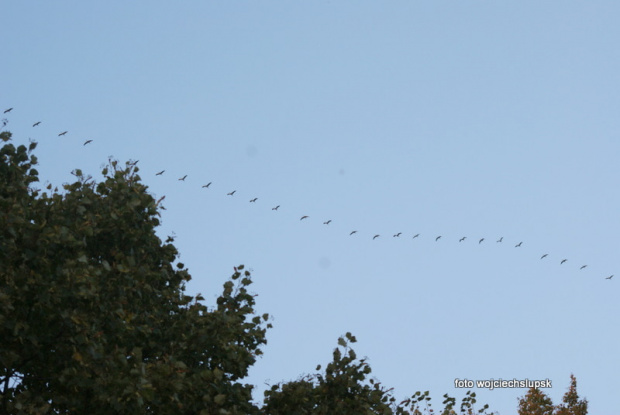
[180,186,615,280]
[1,107,615,281]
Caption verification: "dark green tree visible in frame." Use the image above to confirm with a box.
[263,332,395,415]
[0,131,270,414]
[263,332,491,415]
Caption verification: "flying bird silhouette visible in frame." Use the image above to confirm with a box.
[580,265,587,270]
[560,259,567,265]
[373,234,380,240]
[58,131,68,136]
[178,175,187,181]
[272,205,280,211]
[350,230,357,235]
[479,238,484,244]
[202,182,212,188]
[300,215,309,220]
[435,236,442,241]
[33,121,41,127]
[497,237,503,243]
[413,234,420,239]
[606,275,614,280]
[4,108,13,113]
[83,140,93,146]
[250,198,258,202]
[393,232,401,237]
[515,242,523,247]
[156,170,165,176]
[324,220,332,225]
[541,254,548,259]
[227,190,236,196]
[459,237,466,242]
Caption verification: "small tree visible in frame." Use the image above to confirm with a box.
[518,387,554,415]
[517,374,587,415]
[263,333,491,415]
[555,374,588,415]
[263,332,395,414]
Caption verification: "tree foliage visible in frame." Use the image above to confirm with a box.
[263,332,491,415]
[554,374,588,415]
[517,374,588,415]
[517,387,554,415]
[1,129,495,414]
[0,131,270,414]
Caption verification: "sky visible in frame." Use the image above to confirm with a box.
[3,2,620,414]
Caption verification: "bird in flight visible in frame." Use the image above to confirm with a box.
[324,220,332,225]
[435,236,442,241]
[4,108,13,113]
[156,170,165,176]
[58,131,68,136]
[580,265,587,270]
[479,238,484,244]
[83,140,93,146]
[393,232,401,237]
[497,237,503,243]
[373,234,380,240]
[459,237,466,242]
[560,259,567,265]
[413,234,420,239]
[606,275,614,280]
[541,254,548,259]
[227,190,236,196]
[300,215,309,220]
[33,121,41,127]
[250,198,258,203]
[350,230,357,235]
[515,242,523,247]
[178,175,187,181]
[272,205,280,211]
[202,182,212,188]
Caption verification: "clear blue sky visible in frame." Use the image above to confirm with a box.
[3,2,619,414]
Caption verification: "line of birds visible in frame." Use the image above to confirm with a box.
[2,110,93,144]
[157,170,613,280]
[3,107,615,281]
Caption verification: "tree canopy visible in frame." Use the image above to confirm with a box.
[2,128,495,414]
[1,131,270,413]
[517,374,588,415]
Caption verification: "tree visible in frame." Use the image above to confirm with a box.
[555,374,588,415]
[263,332,395,415]
[263,332,491,415]
[517,374,587,415]
[517,387,554,415]
[1,129,494,414]
[0,131,270,414]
